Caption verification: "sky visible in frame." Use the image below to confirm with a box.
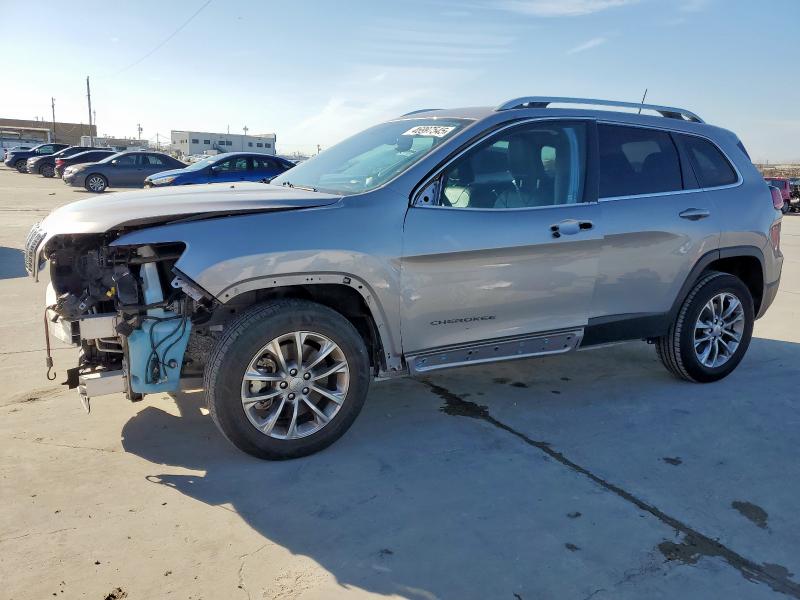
[2,0,799,161]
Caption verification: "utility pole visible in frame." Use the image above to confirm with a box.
[227,125,230,134]
[243,125,248,136]
[137,123,143,140]
[317,144,321,155]
[51,97,57,143]
[86,76,94,146]
[156,132,160,150]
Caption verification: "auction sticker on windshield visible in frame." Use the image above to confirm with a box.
[403,125,456,137]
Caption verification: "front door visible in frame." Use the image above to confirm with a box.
[401,120,602,356]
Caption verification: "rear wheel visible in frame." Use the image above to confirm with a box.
[85,174,107,193]
[656,271,754,383]
[204,300,371,459]
[40,164,55,178]
[782,201,790,214]
[14,159,26,172]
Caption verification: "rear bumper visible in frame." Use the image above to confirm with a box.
[757,278,780,319]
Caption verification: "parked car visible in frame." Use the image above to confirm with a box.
[790,178,800,201]
[55,149,116,178]
[2,144,33,160]
[144,152,294,188]
[25,97,783,459]
[26,146,108,178]
[62,150,186,192]
[764,177,793,213]
[4,143,69,172]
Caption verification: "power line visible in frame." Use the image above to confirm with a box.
[107,0,213,77]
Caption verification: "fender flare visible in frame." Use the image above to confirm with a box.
[217,272,404,374]
[668,245,765,322]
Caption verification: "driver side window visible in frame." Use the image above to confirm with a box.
[439,122,587,209]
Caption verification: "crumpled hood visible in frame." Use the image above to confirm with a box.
[39,182,342,236]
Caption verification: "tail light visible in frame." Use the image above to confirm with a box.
[769,187,784,210]
[770,222,781,253]
[55,158,64,167]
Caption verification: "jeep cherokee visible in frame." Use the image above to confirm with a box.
[26,97,783,459]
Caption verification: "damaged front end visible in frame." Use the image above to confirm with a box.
[33,232,212,410]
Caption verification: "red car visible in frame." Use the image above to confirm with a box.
[765,177,794,213]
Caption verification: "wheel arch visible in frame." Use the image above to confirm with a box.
[217,275,403,376]
[671,246,766,320]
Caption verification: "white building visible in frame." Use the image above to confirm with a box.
[170,130,276,157]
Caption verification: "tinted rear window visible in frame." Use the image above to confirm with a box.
[680,135,738,188]
[598,124,682,198]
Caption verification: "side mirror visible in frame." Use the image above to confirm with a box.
[210,164,221,173]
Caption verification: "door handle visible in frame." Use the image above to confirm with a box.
[679,208,710,221]
[550,219,593,238]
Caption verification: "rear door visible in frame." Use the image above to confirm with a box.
[141,154,172,182]
[591,123,720,337]
[401,119,602,356]
[250,155,283,181]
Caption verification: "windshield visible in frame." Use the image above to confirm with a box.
[184,155,219,171]
[271,118,471,195]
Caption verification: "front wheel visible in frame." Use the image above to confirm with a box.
[204,300,371,459]
[656,271,754,383]
[41,164,55,178]
[14,159,27,172]
[85,174,107,192]
[782,201,791,214]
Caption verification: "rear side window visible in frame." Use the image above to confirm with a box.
[598,125,682,198]
[679,135,738,188]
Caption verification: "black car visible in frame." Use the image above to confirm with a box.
[55,149,117,178]
[3,143,69,172]
[27,146,108,178]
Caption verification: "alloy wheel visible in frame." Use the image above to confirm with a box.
[240,331,350,439]
[87,176,105,192]
[693,292,745,368]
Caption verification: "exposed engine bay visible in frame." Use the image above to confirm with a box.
[42,234,215,409]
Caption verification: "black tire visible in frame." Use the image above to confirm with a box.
[40,164,55,178]
[204,299,370,459]
[655,271,754,383]
[782,201,790,215]
[14,159,27,173]
[84,173,107,193]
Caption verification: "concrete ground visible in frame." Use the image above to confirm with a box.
[0,166,798,600]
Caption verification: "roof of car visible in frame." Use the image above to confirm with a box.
[399,99,730,139]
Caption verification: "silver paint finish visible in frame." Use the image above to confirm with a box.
[401,203,602,351]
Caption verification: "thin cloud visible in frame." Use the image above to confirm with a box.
[500,0,637,17]
[567,37,608,54]
[680,0,711,11]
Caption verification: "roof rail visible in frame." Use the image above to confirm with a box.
[401,108,442,116]
[496,96,704,123]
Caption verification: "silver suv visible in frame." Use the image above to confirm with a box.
[27,97,783,459]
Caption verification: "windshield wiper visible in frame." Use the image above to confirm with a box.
[280,180,317,192]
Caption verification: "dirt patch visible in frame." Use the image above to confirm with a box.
[103,588,127,600]
[4,386,62,407]
[732,500,769,529]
